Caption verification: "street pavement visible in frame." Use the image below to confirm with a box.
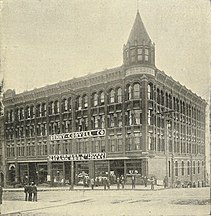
[1,186,210,216]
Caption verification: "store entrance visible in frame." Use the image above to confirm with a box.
[110,160,124,183]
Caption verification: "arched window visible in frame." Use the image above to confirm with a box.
[49,102,54,115]
[30,105,35,118]
[42,103,46,116]
[117,88,122,103]
[55,100,59,113]
[63,98,68,111]
[100,92,105,105]
[157,88,160,104]
[133,83,140,99]
[109,89,115,103]
[127,85,132,100]
[26,106,30,119]
[77,96,82,110]
[93,93,98,107]
[148,83,153,100]
[83,95,88,108]
[68,98,72,111]
[161,91,164,106]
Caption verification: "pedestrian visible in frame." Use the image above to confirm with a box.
[116,177,120,190]
[150,177,155,190]
[103,178,107,190]
[144,176,148,187]
[131,175,136,189]
[163,176,168,189]
[91,178,94,190]
[28,183,33,201]
[0,185,3,215]
[107,178,110,190]
[24,183,29,201]
[32,182,37,202]
[120,175,125,189]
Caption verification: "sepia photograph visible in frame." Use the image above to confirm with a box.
[0,0,210,215]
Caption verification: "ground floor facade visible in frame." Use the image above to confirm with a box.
[5,155,206,188]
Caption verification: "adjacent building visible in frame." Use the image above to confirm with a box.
[3,11,206,187]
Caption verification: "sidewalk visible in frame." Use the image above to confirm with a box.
[3,184,164,192]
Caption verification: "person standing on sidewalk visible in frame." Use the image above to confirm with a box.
[131,175,136,189]
[107,178,110,190]
[120,175,125,189]
[32,182,37,202]
[116,177,120,190]
[103,177,107,190]
[150,177,155,190]
[28,183,33,201]
[91,178,94,190]
[0,185,3,215]
[24,183,29,201]
[144,176,148,188]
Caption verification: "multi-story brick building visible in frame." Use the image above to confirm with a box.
[3,11,206,187]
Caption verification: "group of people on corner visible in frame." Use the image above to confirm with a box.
[24,182,37,202]
[116,175,125,190]
[80,175,170,190]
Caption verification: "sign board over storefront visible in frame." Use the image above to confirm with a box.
[48,152,106,161]
[49,129,106,141]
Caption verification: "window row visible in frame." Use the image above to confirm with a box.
[147,84,205,121]
[174,160,204,177]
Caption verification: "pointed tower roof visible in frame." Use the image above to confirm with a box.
[127,11,151,45]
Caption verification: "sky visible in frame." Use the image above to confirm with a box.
[1,0,210,101]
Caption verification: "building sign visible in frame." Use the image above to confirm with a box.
[49,129,106,141]
[126,67,155,77]
[48,152,106,161]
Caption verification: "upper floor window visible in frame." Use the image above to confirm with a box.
[137,48,143,61]
[49,101,54,115]
[133,83,140,99]
[42,103,46,116]
[117,88,122,103]
[130,48,136,63]
[83,95,88,108]
[55,100,59,114]
[20,107,24,120]
[175,161,178,176]
[77,96,82,110]
[100,92,105,105]
[127,85,132,100]
[145,48,149,61]
[93,93,98,107]
[109,89,115,104]
[181,161,184,175]
[148,83,153,100]
[63,98,68,111]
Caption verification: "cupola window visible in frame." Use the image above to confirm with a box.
[145,48,149,61]
[137,48,143,61]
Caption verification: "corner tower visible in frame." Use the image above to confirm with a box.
[123,11,155,67]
